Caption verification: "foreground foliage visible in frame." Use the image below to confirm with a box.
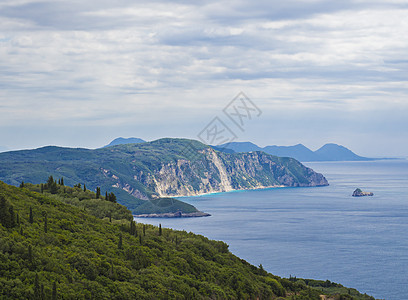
[22,178,132,222]
[1,181,374,299]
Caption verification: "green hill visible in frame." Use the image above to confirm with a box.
[0,181,374,299]
[0,138,328,216]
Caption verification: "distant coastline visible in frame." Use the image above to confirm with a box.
[216,141,402,162]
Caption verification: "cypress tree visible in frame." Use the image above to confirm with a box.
[109,264,114,278]
[96,187,101,199]
[60,177,64,186]
[118,233,123,249]
[143,225,146,236]
[52,281,57,300]
[105,192,117,203]
[109,192,117,203]
[50,181,58,194]
[130,221,135,235]
[28,245,33,263]
[40,184,44,193]
[0,195,8,227]
[83,184,86,192]
[44,214,48,233]
[159,223,162,236]
[133,221,138,236]
[20,181,25,188]
[40,284,44,300]
[9,206,15,228]
[47,175,54,187]
[29,207,33,224]
[34,273,40,299]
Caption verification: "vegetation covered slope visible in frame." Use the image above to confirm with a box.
[0,138,328,215]
[21,177,133,221]
[0,181,374,299]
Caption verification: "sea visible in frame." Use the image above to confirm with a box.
[135,160,408,300]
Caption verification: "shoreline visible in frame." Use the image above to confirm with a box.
[168,184,287,198]
[134,211,211,218]
[172,183,329,199]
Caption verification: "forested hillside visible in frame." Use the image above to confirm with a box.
[0,180,374,299]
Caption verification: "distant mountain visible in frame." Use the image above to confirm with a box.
[263,144,318,162]
[314,143,371,161]
[219,142,263,153]
[104,137,146,147]
[219,142,373,162]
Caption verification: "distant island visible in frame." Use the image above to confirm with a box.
[216,141,376,162]
[352,188,374,197]
[0,138,328,217]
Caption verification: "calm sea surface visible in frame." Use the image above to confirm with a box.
[135,160,408,300]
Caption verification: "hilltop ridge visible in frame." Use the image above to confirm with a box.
[103,137,146,148]
[219,142,373,162]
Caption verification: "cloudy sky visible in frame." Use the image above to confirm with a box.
[0,0,407,156]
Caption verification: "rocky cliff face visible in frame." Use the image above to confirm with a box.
[114,146,329,199]
[133,148,231,198]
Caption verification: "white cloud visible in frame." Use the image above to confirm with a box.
[0,0,407,155]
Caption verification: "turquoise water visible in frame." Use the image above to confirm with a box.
[135,160,408,300]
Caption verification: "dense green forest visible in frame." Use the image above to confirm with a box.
[0,180,374,299]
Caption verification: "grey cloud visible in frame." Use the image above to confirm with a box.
[1,2,89,30]
[204,1,354,24]
[0,1,161,30]
[0,0,360,31]
[2,0,407,32]
[202,0,408,25]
